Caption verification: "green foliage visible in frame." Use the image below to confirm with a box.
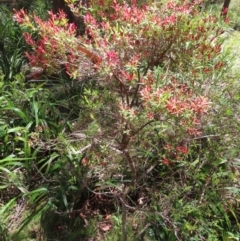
[0,198,16,241]
[229,0,240,28]
[28,0,52,19]
[0,6,26,81]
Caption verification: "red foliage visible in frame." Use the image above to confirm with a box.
[14,0,226,164]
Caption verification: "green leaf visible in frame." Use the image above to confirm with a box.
[23,187,48,203]
[2,107,29,123]
[0,197,16,216]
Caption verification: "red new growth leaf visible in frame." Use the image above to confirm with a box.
[190,96,210,114]
[176,146,189,155]
[106,50,119,67]
[166,97,188,116]
[162,158,171,166]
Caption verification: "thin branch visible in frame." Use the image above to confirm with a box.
[130,69,141,108]
[121,185,129,241]
[136,223,152,239]
[145,40,173,74]
[190,134,220,141]
[74,144,92,154]
[117,196,181,241]
[124,151,137,185]
[113,71,129,106]
[132,120,155,136]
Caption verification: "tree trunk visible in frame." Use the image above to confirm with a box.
[52,0,85,35]
[220,0,231,19]
[52,0,75,22]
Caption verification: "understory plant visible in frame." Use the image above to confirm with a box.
[0,6,27,81]
[1,0,239,240]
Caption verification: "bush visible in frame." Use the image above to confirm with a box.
[0,0,239,240]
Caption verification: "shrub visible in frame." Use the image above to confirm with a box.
[8,0,240,240]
